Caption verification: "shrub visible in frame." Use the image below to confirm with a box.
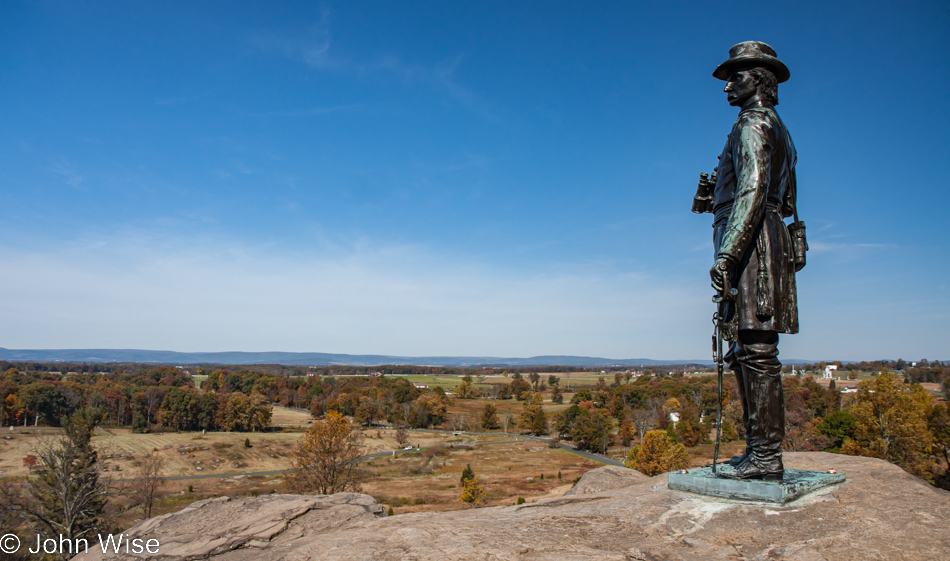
[624,430,690,477]
[244,438,251,448]
[516,497,525,505]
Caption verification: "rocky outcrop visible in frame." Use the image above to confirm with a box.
[77,453,950,560]
[563,463,650,496]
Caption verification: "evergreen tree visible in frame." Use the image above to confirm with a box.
[460,463,474,485]
[481,404,499,430]
[17,408,107,546]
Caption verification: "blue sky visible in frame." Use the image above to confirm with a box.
[0,1,947,361]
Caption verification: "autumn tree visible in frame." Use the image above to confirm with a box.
[354,397,385,426]
[719,419,738,443]
[841,371,933,478]
[248,394,272,431]
[528,372,541,389]
[550,384,563,404]
[624,430,690,477]
[458,474,487,508]
[675,407,706,447]
[571,408,613,453]
[455,380,478,399]
[287,411,364,494]
[508,376,532,401]
[929,403,950,489]
[518,393,548,436]
[411,392,448,428]
[619,418,636,447]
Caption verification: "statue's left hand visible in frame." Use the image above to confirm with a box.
[710,256,734,293]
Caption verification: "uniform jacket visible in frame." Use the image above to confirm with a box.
[712,102,799,334]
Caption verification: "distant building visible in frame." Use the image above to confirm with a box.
[822,365,838,380]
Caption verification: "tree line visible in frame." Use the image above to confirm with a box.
[0,366,272,433]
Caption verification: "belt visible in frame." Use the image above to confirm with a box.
[713,201,782,224]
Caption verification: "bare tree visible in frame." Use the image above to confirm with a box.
[450,413,468,432]
[144,387,165,425]
[630,408,657,443]
[129,454,166,519]
[485,384,500,404]
[395,425,410,448]
[501,414,515,434]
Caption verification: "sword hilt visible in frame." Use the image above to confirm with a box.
[712,275,737,303]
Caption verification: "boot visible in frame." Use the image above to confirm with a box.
[724,454,784,481]
[727,332,785,479]
[729,444,751,466]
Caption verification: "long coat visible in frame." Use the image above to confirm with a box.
[712,103,799,334]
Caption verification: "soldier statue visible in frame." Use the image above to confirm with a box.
[694,41,806,481]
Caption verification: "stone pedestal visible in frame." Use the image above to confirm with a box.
[668,466,845,504]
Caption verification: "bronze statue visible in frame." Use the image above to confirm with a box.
[694,41,806,481]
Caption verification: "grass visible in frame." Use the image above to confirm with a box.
[360,441,601,513]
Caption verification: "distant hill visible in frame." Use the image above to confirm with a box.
[0,347,722,367]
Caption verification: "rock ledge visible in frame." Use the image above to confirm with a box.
[77,453,949,560]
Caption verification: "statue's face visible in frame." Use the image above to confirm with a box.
[724,69,757,107]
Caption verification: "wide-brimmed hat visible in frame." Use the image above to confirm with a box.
[713,41,790,83]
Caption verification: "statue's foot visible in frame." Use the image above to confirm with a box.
[728,449,750,466]
[719,456,783,481]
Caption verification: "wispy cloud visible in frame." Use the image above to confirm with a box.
[808,241,898,253]
[50,163,83,188]
[249,9,334,69]
[248,104,363,118]
[154,91,215,106]
[249,14,493,118]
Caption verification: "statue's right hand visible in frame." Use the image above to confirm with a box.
[709,256,733,293]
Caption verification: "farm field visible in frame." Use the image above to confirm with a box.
[270,405,315,427]
[1,425,522,479]
[0,428,65,477]
[359,440,603,514]
[116,436,610,527]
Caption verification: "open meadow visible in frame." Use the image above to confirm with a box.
[360,440,602,513]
